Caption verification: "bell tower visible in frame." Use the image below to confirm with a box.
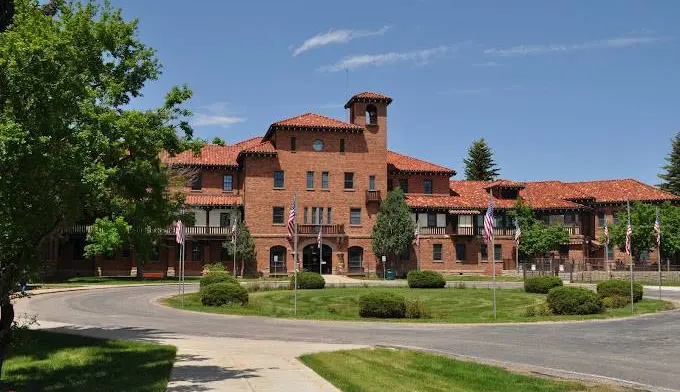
[345,91,392,152]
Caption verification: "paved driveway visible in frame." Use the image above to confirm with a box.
[14,285,680,391]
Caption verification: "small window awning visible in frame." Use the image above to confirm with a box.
[448,209,481,215]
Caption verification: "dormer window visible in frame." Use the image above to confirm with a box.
[365,104,377,125]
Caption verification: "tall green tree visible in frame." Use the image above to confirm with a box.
[658,132,680,195]
[212,136,226,146]
[508,201,570,260]
[0,0,197,376]
[463,138,500,181]
[223,219,256,277]
[371,188,415,273]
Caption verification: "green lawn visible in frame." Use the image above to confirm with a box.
[34,276,202,288]
[444,275,524,282]
[300,348,629,392]
[163,287,672,323]
[0,330,176,392]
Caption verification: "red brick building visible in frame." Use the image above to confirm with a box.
[46,92,680,278]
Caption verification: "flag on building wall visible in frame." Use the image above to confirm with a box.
[287,196,296,239]
[414,222,420,247]
[231,217,237,245]
[654,209,661,247]
[483,201,495,244]
[603,222,610,246]
[625,222,632,255]
[175,220,185,245]
[514,219,521,245]
[317,225,322,249]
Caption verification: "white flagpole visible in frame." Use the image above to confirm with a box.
[318,223,322,275]
[657,206,662,300]
[628,200,633,314]
[293,194,298,316]
[233,218,237,278]
[492,235,496,320]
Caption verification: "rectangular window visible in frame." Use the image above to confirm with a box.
[350,208,361,225]
[322,172,329,190]
[312,207,324,225]
[480,244,488,260]
[455,243,466,261]
[398,179,408,193]
[290,136,296,151]
[222,175,233,191]
[191,242,202,262]
[344,172,354,190]
[427,213,437,228]
[598,211,605,227]
[307,171,314,189]
[494,244,502,261]
[369,175,376,191]
[327,207,332,224]
[424,179,433,194]
[191,173,202,191]
[303,207,309,224]
[387,178,393,191]
[433,244,443,261]
[272,207,284,224]
[612,214,619,224]
[219,212,231,228]
[340,138,345,153]
[274,171,284,188]
[607,245,614,259]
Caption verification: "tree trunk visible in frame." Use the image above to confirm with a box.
[240,258,244,278]
[0,300,15,381]
[136,260,144,280]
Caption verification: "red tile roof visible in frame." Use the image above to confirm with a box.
[565,179,679,203]
[238,140,276,156]
[162,137,263,167]
[485,180,526,189]
[264,113,364,141]
[388,150,455,175]
[184,194,242,207]
[344,91,393,108]
[519,182,585,209]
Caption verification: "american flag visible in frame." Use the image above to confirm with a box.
[625,222,632,255]
[603,222,610,246]
[414,222,420,247]
[287,196,296,239]
[654,210,661,246]
[317,224,322,249]
[175,220,185,245]
[231,217,237,245]
[514,219,521,245]
[483,201,495,244]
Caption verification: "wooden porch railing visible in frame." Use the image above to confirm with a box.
[365,190,382,202]
[297,224,345,235]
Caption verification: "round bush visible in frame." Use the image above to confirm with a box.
[200,272,238,289]
[524,276,563,294]
[407,270,446,288]
[290,271,325,289]
[359,292,406,318]
[547,287,603,315]
[597,280,643,303]
[200,283,249,306]
[602,295,630,309]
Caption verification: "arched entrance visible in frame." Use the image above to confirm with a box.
[303,244,332,274]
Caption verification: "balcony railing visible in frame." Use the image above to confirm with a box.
[419,227,453,235]
[297,224,345,235]
[565,226,581,235]
[365,190,382,202]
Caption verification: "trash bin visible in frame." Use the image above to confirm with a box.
[386,269,395,280]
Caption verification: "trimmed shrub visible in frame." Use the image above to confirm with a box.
[602,295,630,309]
[200,283,249,306]
[405,298,430,319]
[597,280,643,303]
[521,302,552,317]
[407,270,446,289]
[290,271,325,289]
[359,292,406,318]
[200,272,238,289]
[203,262,226,273]
[524,276,563,294]
[547,287,603,315]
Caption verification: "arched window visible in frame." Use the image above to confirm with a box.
[365,104,377,125]
[270,246,287,272]
[348,246,363,269]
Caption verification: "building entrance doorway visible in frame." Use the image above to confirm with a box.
[302,244,332,274]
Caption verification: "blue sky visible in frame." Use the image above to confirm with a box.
[108,0,679,185]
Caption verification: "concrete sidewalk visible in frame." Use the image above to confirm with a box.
[33,320,364,392]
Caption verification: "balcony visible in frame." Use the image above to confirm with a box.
[419,227,453,235]
[297,224,345,235]
[565,226,581,235]
[365,190,382,203]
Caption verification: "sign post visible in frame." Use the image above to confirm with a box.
[381,255,386,280]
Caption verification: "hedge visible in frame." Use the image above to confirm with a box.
[597,280,643,303]
[200,272,238,289]
[407,270,446,289]
[547,287,603,315]
[524,276,563,294]
[290,271,325,289]
[602,295,630,309]
[200,283,249,306]
[359,292,406,318]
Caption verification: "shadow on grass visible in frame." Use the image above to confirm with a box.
[0,326,262,392]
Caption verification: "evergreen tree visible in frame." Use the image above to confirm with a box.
[658,132,680,195]
[212,137,226,146]
[371,188,415,273]
[463,138,500,181]
[224,220,256,277]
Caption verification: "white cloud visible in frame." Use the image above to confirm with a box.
[318,45,455,72]
[472,61,503,67]
[485,34,669,57]
[292,26,389,56]
[192,102,246,128]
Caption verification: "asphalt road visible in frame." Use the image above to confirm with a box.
[15,286,680,391]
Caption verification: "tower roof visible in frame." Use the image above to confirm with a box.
[344,91,393,108]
